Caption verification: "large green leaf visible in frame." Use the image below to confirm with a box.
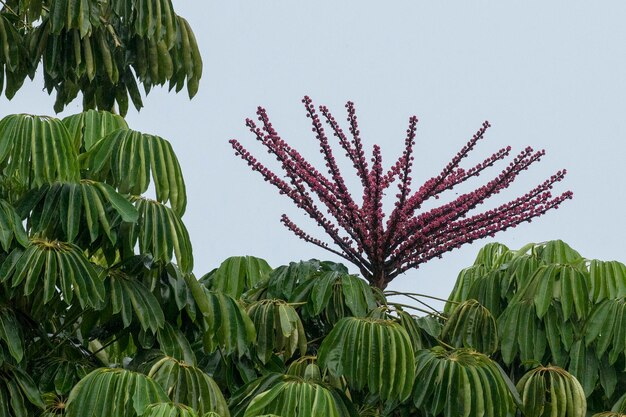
[497,300,547,365]
[441,299,498,355]
[289,271,377,326]
[263,259,323,300]
[516,365,586,417]
[412,347,517,417]
[202,256,272,299]
[142,402,203,417]
[148,355,230,417]
[123,198,193,273]
[66,368,168,417]
[196,288,256,357]
[17,180,138,245]
[0,114,79,196]
[243,377,357,417]
[156,321,196,365]
[105,267,165,333]
[0,238,104,308]
[63,110,128,152]
[317,316,415,402]
[0,364,45,417]
[246,299,307,364]
[36,357,92,396]
[585,298,626,365]
[0,305,24,362]
[81,129,186,215]
[0,199,28,250]
[589,260,626,303]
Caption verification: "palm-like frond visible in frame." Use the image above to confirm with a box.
[243,377,357,417]
[246,300,307,364]
[202,256,272,299]
[196,288,256,357]
[0,199,28,251]
[17,181,138,245]
[122,198,192,272]
[81,129,186,215]
[441,299,498,355]
[0,364,45,417]
[0,305,24,363]
[516,365,586,417]
[105,267,165,333]
[0,238,104,308]
[66,368,168,417]
[147,355,230,417]
[62,110,128,152]
[318,316,415,402]
[0,114,79,198]
[412,347,518,417]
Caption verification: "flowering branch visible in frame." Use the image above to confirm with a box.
[230,97,573,289]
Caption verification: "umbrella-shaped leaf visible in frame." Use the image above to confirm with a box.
[66,368,168,417]
[516,365,586,417]
[441,299,498,355]
[0,364,45,416]
[106,268,165,333]
[148,355,230,416]
[17,181,138,244]
[142,402,201,417]
[63,109,128,152]
[156,321,196,365]
[243,377,357,417]
[318,316,415,402]
[246,300,307,364]
[195,288,255,357]
[589,260,626,303]
[0,199,28,250]
[0,238,104,308]
[202,256,272,299]
[81,129,186,215]
[0,114,80,195]
[412,347,517,417]
[585,298,626,364]
[0,305,24,362]
[124,198,193,273]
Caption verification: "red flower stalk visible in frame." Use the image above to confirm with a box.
[230,97,572,289]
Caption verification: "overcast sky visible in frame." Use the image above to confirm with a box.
[4,1,626,309]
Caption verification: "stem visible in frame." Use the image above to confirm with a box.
[389,302,447,320]
[384,291,458,305]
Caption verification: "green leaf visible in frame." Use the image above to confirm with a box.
[63,109,128,151]
[318,316,414,402]
[412,347,516,417]
[82,129,187,215]
[247,300,306,364]
[516,365,586,417]
[0,306,24,362]
[148,356,230,417]
[1,238,104,308]
[66,368,168,417]
[441,299,498,355]
[0,114,80,194]
[202,256,272,299]
[243,377,357,417]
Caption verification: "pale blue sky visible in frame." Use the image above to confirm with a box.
[4,1,626,307]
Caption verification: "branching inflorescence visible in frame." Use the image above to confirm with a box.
[230,97,573,289]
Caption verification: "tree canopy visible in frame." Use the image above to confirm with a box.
[0,0,202,115]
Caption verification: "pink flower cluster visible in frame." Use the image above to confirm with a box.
[230,97,572,289]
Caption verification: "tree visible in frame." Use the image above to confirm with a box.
[1,5,622,415]
[1,109,623,416]
[0,0,202,115]
[230,96,572,289]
